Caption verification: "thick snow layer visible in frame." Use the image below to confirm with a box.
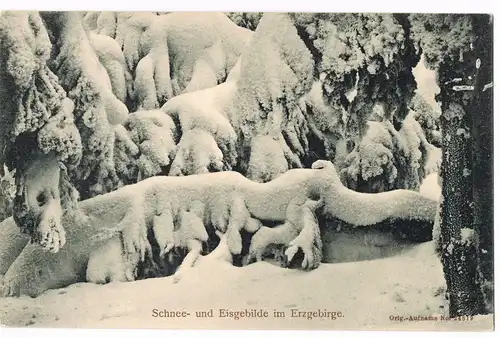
[0,242,492,331]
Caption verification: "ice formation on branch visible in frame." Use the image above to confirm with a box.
[159,13,314,179]
[83,11,120,38]
[82,12,252,181]
[0,12,82,170]
[218,13,421,184]
[0,12,445,282]
[40,12,130,198]
[286,14,436,193]
[340,121,403,192]
[246,135,289,183]
[85,12,252,110]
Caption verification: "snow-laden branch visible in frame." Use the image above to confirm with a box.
[0,160,437,297]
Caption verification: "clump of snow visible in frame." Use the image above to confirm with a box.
[56,15,128,127]
[37,98,83,166]
[169,129,224,176]
[442,102,467,121]
[456,127,470,139]
[151,200,210,283]
[409,14,474,70]
[460,228,476,245]
[114,12,158,72]
[177,203,209,245]
[83,12,119,38]
[300,14,405,79]
[236,13,314,123]
[316,160,438,227]
[35,195,66,254]
[134,52,173,110]
[34,12,133,197]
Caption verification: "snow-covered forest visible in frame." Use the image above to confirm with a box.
[0,12,493,329]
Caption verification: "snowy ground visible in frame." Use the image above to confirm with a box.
[0,173,493,331]
[0,241,493,331]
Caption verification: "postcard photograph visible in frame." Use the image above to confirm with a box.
[0,8,495,331]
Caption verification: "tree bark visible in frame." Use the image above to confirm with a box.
[437,14,493,317]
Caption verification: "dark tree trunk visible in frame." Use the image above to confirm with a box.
[470,15,494,313]
[437,14,493,317]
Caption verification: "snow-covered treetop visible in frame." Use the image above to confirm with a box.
[409,14,475,70]
[226,12,263,31]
